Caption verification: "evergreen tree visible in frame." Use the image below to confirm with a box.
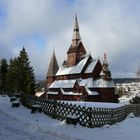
[17,47,36,95]
[0,59,9,93]
[7,58,20,93]
[0,48,36,95]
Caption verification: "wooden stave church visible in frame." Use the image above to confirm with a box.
[45,15,118,103]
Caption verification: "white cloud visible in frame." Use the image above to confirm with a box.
[0,0,140,79]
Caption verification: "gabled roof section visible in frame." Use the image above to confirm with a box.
[50,79,77,88]
[84,59,98,73]
[56,54,90,76]
[85,86,99,96]
[47,50,59,77]
[67,41,86,54]
[78,78,94,87]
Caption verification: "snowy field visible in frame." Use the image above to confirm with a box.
[0,95,140,140]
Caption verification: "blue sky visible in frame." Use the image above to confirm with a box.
[0,0,140,79]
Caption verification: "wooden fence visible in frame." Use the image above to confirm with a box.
[20,93,140,128]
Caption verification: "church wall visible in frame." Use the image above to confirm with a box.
[67,53,77,66]
[48,94,81,101]
[46,76,56,90]
[94,88,118,103]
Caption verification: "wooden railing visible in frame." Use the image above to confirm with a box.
[20,93,140,128]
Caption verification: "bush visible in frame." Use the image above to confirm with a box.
[130,96,140,104]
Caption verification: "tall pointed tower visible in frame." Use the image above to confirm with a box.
[46,50,59,89]
[100,53,112,81]
[67,14,86,66]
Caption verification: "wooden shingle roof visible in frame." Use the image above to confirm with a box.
[47,50,59,77]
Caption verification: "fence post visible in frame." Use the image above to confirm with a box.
[88,107,93,128]
[52,100,57,119]
[111,109,114,125]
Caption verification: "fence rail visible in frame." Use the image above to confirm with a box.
[20,94,140,128]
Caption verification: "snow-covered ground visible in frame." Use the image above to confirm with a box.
[117,82,140,103]
[0,95,140,140]
[60,100,125,108]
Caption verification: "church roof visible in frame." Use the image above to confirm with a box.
[85,86,99,96]
[47,50,59,77]
[56,54,90,76]
[50,79,76,88]
[47,90,82,95]
[100,53,112,80]
[84,59,98,73]
[67,41,86,54]
[49,77,115,92]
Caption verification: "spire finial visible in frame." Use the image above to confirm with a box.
[75,12,77,19]
[72,13,81,45]
[73,13,79,30]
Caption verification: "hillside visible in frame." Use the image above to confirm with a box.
[0,95,140,140]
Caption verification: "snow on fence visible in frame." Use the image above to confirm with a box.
[20,94,140,128]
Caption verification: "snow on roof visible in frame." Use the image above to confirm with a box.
[78,78,94,87]
[50,78,115,89]
[56,55,89,76]
[61,88,82,95]
[35,92,44,97]
[84,60,97,73]
[62,92,82,95]
[93,79,115,88]
[50,79,77,88]
[85,86,99,96]
[47,91,58,95]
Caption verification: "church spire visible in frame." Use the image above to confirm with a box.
[103,53,108,66]
[100,53,112,80]
[47,49,59,77]
[72,13,81,46]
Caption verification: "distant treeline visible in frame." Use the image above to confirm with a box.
[36,80,46,92]
[113,78,140,84]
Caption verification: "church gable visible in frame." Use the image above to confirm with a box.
[56,54,90,76]
[67,41,86,54]
[77,41,86,54]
